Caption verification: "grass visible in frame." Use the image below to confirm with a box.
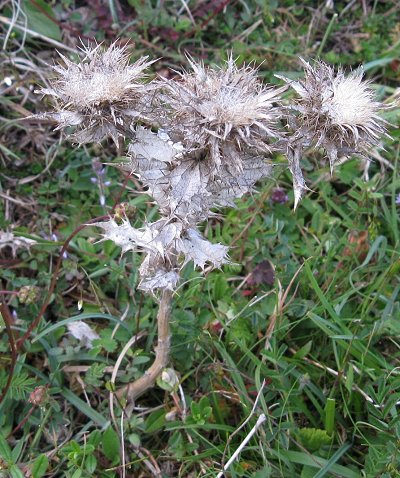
[0,0,400,477]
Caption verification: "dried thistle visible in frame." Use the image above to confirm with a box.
[32,48,391,402]
[36,42,155,144]
[158,56,285,176]
[95,126,270,292]
[279,59,388,206]
[102,57,283,294]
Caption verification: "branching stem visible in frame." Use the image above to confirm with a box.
[116,289,173,403]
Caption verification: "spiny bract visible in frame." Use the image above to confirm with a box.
[159,56,285,176]
[279,58,387,207]
[36,42,155,144]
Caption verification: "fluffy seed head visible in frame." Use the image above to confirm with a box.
[37,42,155,144]
[279,59,388,207]
[282,59,387,165]
[48,43,150,107]
[159,56,284,175]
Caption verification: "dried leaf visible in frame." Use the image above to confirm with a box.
[31,110,84,128]
[247,260,275,286]
[0,231,37,257]
[139,270,180,293]
[71,122,120,145]
[179,228,229,270]
[126,129,272,220]
[129,126,181,164]
[67,321,99,349]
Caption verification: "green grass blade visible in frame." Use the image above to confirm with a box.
[324,398,336,436]
[32,312,130,343]
[281,449,358,478]
[61,388,109,427]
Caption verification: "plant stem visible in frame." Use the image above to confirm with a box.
[0,282,18,405]
[116,289,173,403]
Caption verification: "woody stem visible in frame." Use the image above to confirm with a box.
[116,289,172,403]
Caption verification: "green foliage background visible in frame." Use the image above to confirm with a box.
[0,0,399,476]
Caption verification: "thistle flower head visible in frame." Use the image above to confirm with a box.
[159,56,284,175]
[279,58,388,207]
[283,58,386,160]
[36,42,155,144]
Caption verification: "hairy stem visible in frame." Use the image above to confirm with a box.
[116,289,173,403]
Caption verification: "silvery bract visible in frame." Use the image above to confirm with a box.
[158,56,285,176]
[278,59,387,207]
[35,42,155,145]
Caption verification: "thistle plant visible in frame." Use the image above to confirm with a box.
[34,43,389,403]
[278,58,388,207]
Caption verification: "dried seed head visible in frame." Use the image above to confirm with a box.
[159,56,284,176]
[36,42,155,144]
[279,59,388,206]
[29,386,48,406]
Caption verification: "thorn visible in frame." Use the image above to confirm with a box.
[293,190,302,210]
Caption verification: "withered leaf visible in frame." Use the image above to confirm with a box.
[247,260,275,286]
